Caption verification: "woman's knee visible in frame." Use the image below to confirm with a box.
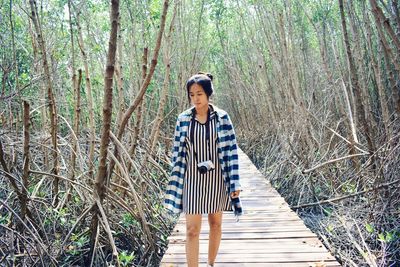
[185,214,202,239]
[186,224,201,238]
[208,212,222,230]
[209,220,222,231]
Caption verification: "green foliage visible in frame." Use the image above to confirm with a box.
[67,232,89,255]
[42,207,72,228]
[378,231,397,243]
[73,195,81,204]
[326,223,334,233]
[342,181,357,194]
[0,213,11,225]
[149,0,162,21]
[119,250,135,267]
[56,207,70,226]
[365,223,374,234]
[121,212,139,228]
[322,207,333,217]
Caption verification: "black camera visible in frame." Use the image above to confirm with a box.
[197,160,215,174]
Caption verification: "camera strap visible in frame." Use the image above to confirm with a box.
[190,107,213,163]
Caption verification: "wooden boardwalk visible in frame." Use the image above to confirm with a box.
[161,149,341,266]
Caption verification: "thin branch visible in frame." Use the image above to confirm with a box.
[57,206,93,258]
[0,199,57,265]
[292,178,400,209]
[0,139,22,197]
[303,153,369,173]
[29,170,93,193]
[95,198,120,266]
[116,0,170,140]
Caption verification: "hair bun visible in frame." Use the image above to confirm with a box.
[197,71,213,81]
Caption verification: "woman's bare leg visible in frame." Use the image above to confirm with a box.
[207,212,223,266]
[186,214,202,267]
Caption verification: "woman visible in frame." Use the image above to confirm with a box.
[164,72,242,267]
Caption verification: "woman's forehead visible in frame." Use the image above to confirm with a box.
[189,83,204,93]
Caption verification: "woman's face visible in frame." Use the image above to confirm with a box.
[189,83,209,110]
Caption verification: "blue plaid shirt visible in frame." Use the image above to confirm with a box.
[164,104,241,215]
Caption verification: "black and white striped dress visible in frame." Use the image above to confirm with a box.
[182,111,232,214]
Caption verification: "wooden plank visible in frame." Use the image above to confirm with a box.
[168,237,326,246]
[175,215,303,223]
[161,262,341,267]
[173,222,312,233]
[162,252,336,262]
[161,148,340,266]
[161,263,341,267]
[175,221,309,228]
[165,243,329,253]
[169,231,318,241]
[172,227,313,234]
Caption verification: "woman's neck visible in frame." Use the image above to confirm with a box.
[195,104,209,116]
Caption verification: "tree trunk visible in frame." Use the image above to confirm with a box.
[76,9,96,180]
[127,47,148,172]
[370,0,400,116]
[10,0,21,100]
[325,2,360,171]
[117,0,170,140]
[278,11,314,159]
[115,15,125,127]
[29,0,60,205]
[107,0,170,181]
[88,0,120,264]
[0,102,31,231]
[347,1,378,135]
[143,3,176,171]
[67,69,82,202]
[363,4,391,140]
[28,17,49,167]
[339,0,375,154]
[370,0,400,53]
[21,101,30,226]
[189,0,205,72]
[391,0,400,38]
[64,0,83,204]
[381,39,400,116]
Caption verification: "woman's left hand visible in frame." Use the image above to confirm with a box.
[230,190,240,199]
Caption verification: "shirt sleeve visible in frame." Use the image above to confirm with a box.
[226,114,241,192]
[171,117,181,167]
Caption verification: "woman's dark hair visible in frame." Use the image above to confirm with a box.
[186,72,214,103]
